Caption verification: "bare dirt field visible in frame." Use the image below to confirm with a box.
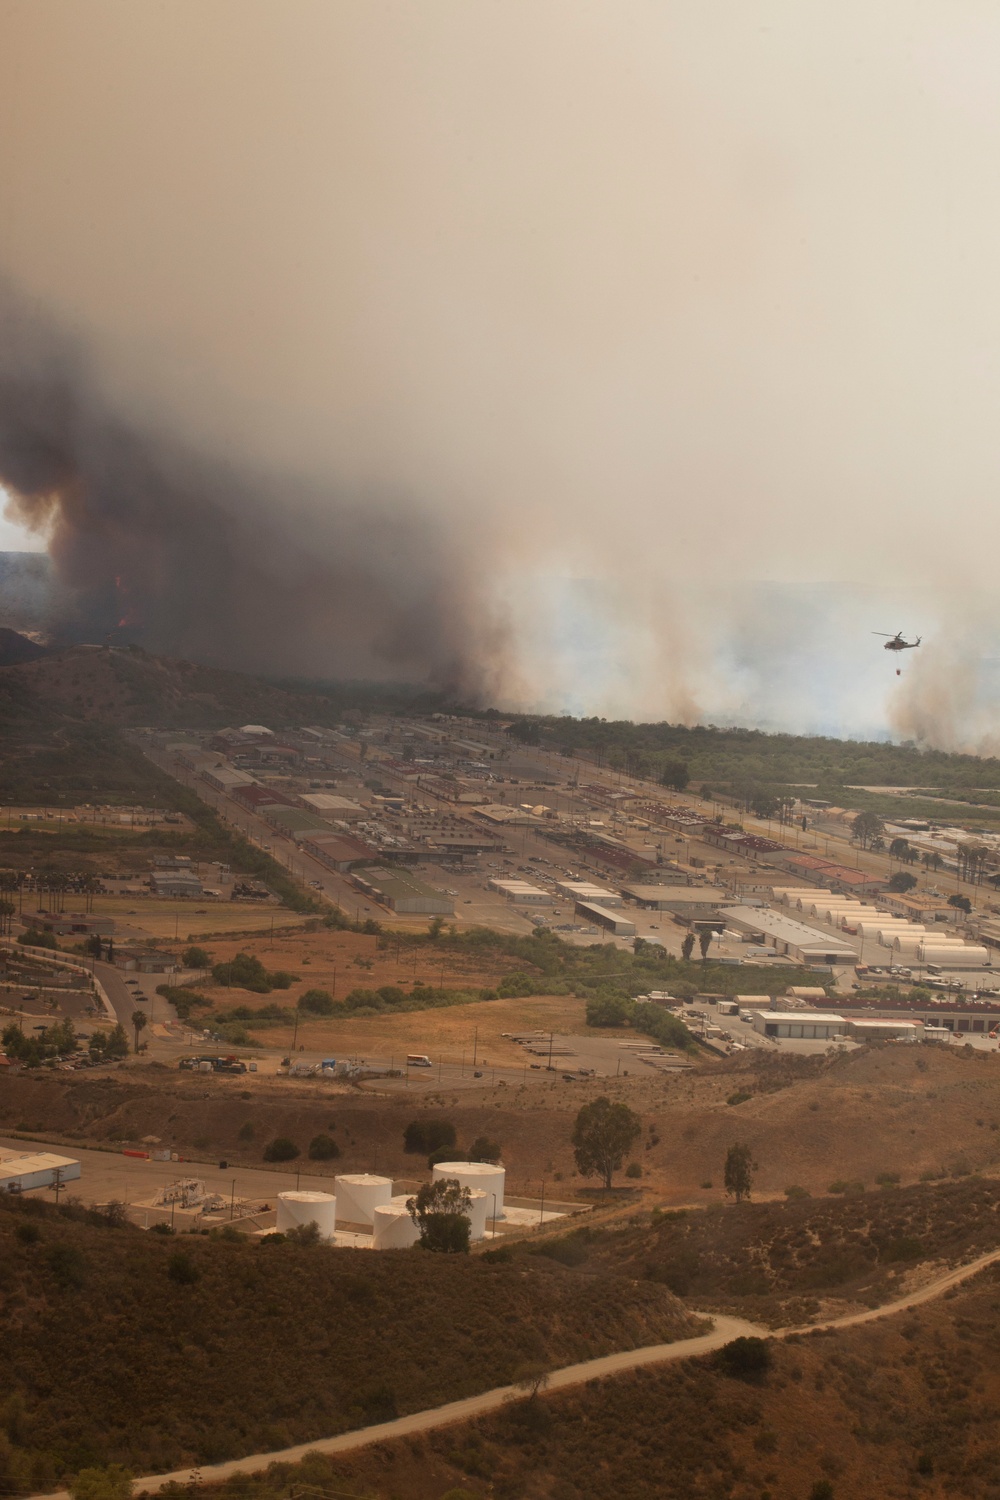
[88,895,303,941]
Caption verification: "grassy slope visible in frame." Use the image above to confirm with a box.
[0,1195,698,1488]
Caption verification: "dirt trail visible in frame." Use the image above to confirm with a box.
[32,1248,1000,1498]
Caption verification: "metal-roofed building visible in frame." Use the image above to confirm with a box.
[752,1011,847,1039]
[352,868,454,915]
[724,906,858,965]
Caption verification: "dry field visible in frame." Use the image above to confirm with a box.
[88,895,305,941]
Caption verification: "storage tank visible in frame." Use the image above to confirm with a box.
[334,1173,393,1226]
[276,1190,337,1240]
[466,1188,489,1240]
[431,1161,506,1218]
[372,1204,420,1250]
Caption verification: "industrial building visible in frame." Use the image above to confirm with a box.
[0,1152,81,1192]
[724,906,858,965]
[556,880,622,907]
[753,1011,847,1040]
[487,878,552,905]
[150,869,203,897]
[298,792,365,822]
[573,900,636,936]
[620,883,733,912]
[300,832,377,872]
[351,868,454,915]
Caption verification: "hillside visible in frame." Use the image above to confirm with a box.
[0,643,345,728]
[6,1043,1000,1208]
[235,1264,1000,1500]
[0,1193,698,1487]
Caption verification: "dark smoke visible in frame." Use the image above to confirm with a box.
[0,279,496,694]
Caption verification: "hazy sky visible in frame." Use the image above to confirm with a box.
[2,2,1000,740]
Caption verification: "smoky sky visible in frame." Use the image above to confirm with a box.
[0,280,490,688]
[5,3,1000,738]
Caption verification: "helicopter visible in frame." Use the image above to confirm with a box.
[873,632,921,675]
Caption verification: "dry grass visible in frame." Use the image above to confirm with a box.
[88,895,299,940]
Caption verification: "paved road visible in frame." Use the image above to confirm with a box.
[30,1244,1000,1500]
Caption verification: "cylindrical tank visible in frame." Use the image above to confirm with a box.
[466,1188,489,1240]
[372,1204,420,1250]
[276,1190,337,1239]
[334,1173,393,1226]
[432,1161,506,1218]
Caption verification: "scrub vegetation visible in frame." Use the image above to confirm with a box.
[0,1191,698,1488]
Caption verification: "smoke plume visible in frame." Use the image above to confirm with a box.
[4,3,1000,740]
[0,280,498,691]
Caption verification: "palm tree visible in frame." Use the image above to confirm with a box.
[681,932,695,962]
[698,929,713,961]
[131,1008,148,1053]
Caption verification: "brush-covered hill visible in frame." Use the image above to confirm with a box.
[244,1261,1000,1500]
[0,642,346,728]
[0,1193,699,1489]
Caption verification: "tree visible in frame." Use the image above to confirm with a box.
[889,837,912,863]
[852,811,885,850]
[308,1133,340,1160]
[427,915,446,941]
[512,1361,550,1399]
[263,1136,300,1162]
[299,987,336,1015]
[71,1466,134,1500]
[407,1178,473,1253]
[468,1135,501,1163]
[659,758,689,792]
[887,871,917,893]
[130,1008,148,1053]
[681,932,695,962]
[585,994,632,1027]
[104,1023,129,1059]
[182,945,211,969]
[404,1118,456,1155]
[698,929,713,960]
[949,893,972,915]
[572,1096,641,1190]
[724,1142,757,1203]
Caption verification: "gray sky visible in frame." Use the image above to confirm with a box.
[2,2,998,740]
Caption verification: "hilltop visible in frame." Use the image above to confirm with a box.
[0,643,346,728]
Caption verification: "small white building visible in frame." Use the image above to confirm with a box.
[752,1011,846,1040]
[487,878,552,905]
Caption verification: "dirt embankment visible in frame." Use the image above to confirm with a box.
[6,1043,1000,1206]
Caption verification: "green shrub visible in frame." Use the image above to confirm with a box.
[715,1336,773,1380]
[404,1118,456,1155]
[308,1134,340,1161]
[784,1185,811,1200]
[299,988,336,1016]
[167,1250,199,1285]
[263,1137,300,1163]
[625,1162,642,1179]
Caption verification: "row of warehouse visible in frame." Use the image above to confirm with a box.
[771,889,990,968]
